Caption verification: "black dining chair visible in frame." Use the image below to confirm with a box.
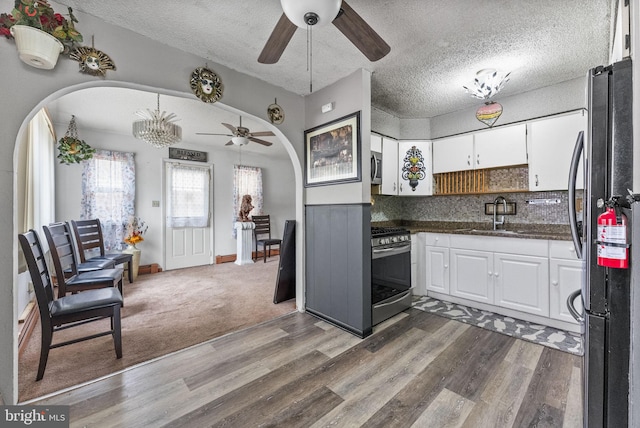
[252,215,282,263]
[71,219,134,283]
[43,222,124,301]
[18,229,123,381]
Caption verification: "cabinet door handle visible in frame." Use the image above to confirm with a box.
[393,182,396,192]
[494,272,499,277]
[535,174,539,186]
[467,155,471,166]
[488,271,493,276]
[477,154,480,165]
[400,183,403,192]
[552,280,558,286]
[444,264,448,269]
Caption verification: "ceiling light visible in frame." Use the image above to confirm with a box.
[280,0,341,28]
[231,136,250,146]
[132,94,182,148]
[463,69,511,100]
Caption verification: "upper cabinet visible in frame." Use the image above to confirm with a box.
[381,136,399,195]
[371,133,382,153]
[432,134,474,173]
[473,124,527,169]
[527,110,586,191]
[432,123,527,174]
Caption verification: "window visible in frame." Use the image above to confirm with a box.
[233,165,263,236]
[166,162,210,228]
[81,150,135,251]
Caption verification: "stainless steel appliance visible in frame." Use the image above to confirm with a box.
[371,226,412,325]
[568,58,634,427]
[371,151,382,185]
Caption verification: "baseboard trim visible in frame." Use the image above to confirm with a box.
[216,249,281,264]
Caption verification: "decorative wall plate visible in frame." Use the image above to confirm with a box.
[190,66,223,103]
[70,46,116,76]
[476,101,503,127]
[267,100,284,124]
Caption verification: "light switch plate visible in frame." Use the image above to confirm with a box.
[152,200,160,207]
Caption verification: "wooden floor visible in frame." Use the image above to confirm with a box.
[32,308,583,427]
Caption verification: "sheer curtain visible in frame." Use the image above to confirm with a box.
[166,162,210,228]
[233,165,263,237]
[81,149,136,251]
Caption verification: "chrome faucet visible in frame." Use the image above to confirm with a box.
[493,196,507,230]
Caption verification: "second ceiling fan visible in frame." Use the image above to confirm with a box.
[258,0,390,64]
[196,117,275,146]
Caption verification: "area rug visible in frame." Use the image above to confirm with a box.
[412,296,583,356]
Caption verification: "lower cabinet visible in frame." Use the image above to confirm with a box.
[450,248,493,304]
[549,240,583,324]
[425,246,450,294]
[494,252,549,317]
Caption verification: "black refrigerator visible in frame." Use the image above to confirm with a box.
[568,58,634,427]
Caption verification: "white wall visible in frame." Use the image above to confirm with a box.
[0,1,306,405]
[53,127,295,265]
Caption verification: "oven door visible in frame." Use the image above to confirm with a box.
[372,242,412,325]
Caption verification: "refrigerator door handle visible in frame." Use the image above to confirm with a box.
[568,131,584,260]
[567,289,585,323]
[567,289,584,324]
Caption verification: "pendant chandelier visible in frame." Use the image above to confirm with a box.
[132,94,182,148]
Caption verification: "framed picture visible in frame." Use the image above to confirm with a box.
[304,111,361,187]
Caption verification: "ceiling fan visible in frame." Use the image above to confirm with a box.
[258,0,390,64]
[196,117,275,146]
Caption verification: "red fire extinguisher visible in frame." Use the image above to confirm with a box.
[597,205,629,269]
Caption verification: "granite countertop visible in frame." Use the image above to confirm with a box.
[372,221,573,241]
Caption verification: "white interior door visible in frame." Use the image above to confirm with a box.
[164,160,213,270]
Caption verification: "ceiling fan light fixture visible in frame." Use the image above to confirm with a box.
[463,68,511,100]
[280,0,341,28]
[132,94,182,148]
[231,136,250,146]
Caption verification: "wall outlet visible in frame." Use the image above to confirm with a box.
[152,200,160,207]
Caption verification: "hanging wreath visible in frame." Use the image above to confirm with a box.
[57,115,95,164]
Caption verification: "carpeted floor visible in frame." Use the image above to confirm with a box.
[19,257,296,402]
[412,296,583,356]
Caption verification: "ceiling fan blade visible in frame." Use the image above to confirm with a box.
[225,141,234,146]
[332,1,390,62]
[196,132,233,137]
[221,123,237,133]
[248,131,275,137]
[258,13,297,64]
[248,137,273,147]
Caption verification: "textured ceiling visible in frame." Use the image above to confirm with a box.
[58,0,612,119]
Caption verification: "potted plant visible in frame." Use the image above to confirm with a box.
[0,0,83,69]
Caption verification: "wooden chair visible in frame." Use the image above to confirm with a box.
[71,219,134,283]
[18,229,123,381]
[252,215,282,263]
[43,222,125,301]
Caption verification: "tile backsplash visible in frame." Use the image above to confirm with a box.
[372,190,581,225]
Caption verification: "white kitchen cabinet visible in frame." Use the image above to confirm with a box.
[528,110,587,191]
[397,140,432,196]
[494,252,549,317]
[371,133,382,153]
[549,241,582,324]
[381,136,398,195]
[450,248,494,305]
[425,246,450,295]
[474,123,528,169]
[411,234,417,289]
[422,233,451,295]
[432,134,474,173]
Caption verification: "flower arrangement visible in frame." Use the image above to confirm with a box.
[124,217,148,247]
[0,0,83,52]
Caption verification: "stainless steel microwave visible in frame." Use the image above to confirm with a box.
[371,151,382,185]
